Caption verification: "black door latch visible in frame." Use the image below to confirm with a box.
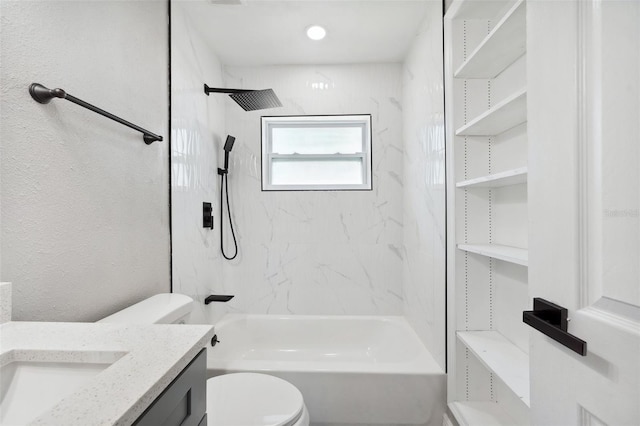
[523,298,587,356]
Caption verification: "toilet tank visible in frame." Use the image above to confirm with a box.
[98,293,194,324]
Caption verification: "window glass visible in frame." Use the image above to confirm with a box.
[271,126,363,154]
[261,115,372,191]
[271,158,364,186]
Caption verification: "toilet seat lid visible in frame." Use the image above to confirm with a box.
[207,373,304,426]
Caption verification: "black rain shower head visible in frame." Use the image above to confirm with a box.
[229,89,281,111]
[204,84,282,111]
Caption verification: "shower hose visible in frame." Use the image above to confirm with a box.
[220,172,238,260]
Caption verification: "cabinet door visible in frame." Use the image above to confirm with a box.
[134,348,207,426]
[528,0,640,424]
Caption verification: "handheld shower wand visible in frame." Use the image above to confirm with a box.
[219,135,238,260]
[219,135,235,174]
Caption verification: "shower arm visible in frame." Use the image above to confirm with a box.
[203,84,251,95]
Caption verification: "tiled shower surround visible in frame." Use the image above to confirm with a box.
[401,5,446,369]
[222,64,405,317]
[171,3,225,325]
[171,1,445,369]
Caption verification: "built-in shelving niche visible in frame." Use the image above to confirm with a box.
[445,0,530,424]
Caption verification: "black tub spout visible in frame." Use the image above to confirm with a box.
[204,295,234,304]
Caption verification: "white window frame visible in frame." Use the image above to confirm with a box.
[261,114,372,191]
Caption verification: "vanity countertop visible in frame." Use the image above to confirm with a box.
[0,320,215,425]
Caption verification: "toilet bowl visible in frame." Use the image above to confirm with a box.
[207,373,310,426]
[99,294,310,426]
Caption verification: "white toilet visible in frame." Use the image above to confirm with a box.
[99,294,310,426]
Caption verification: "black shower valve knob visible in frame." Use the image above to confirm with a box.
[203,202,214,229]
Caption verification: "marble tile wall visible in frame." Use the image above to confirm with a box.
[219,64,405,315]
[171,3,227,324]
[171,7,446,351]
[401,1,447,369]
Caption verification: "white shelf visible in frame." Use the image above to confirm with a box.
[454,0,527,79]
[449,401,519,426]
[457,243,528,266]
[457,331,530,407]
[456,167,527,188]
[455,88,527,136]
[448,0,511,21]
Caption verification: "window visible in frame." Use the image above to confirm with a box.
[261,115,372,191]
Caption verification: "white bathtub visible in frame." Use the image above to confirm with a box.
[207,314,445,426]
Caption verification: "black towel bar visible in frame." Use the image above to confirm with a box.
[29,83,163,144]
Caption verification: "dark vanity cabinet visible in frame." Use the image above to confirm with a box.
[134,348,207,426]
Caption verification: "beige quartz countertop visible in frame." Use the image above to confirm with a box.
[0,321,215,425]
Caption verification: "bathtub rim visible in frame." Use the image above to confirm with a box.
[207,314,444,375]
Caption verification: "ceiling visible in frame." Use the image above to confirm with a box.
[180,0,434,66]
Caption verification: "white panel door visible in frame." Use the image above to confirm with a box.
[528,0,640,425]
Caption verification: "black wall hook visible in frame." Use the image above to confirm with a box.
[523,298,587,356]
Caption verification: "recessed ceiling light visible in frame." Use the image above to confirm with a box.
[306,25,326,41]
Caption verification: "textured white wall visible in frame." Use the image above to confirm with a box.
[219,64,404,315]
[0,0,170,321]
[170,3,227,324]
[402,1,447,369]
